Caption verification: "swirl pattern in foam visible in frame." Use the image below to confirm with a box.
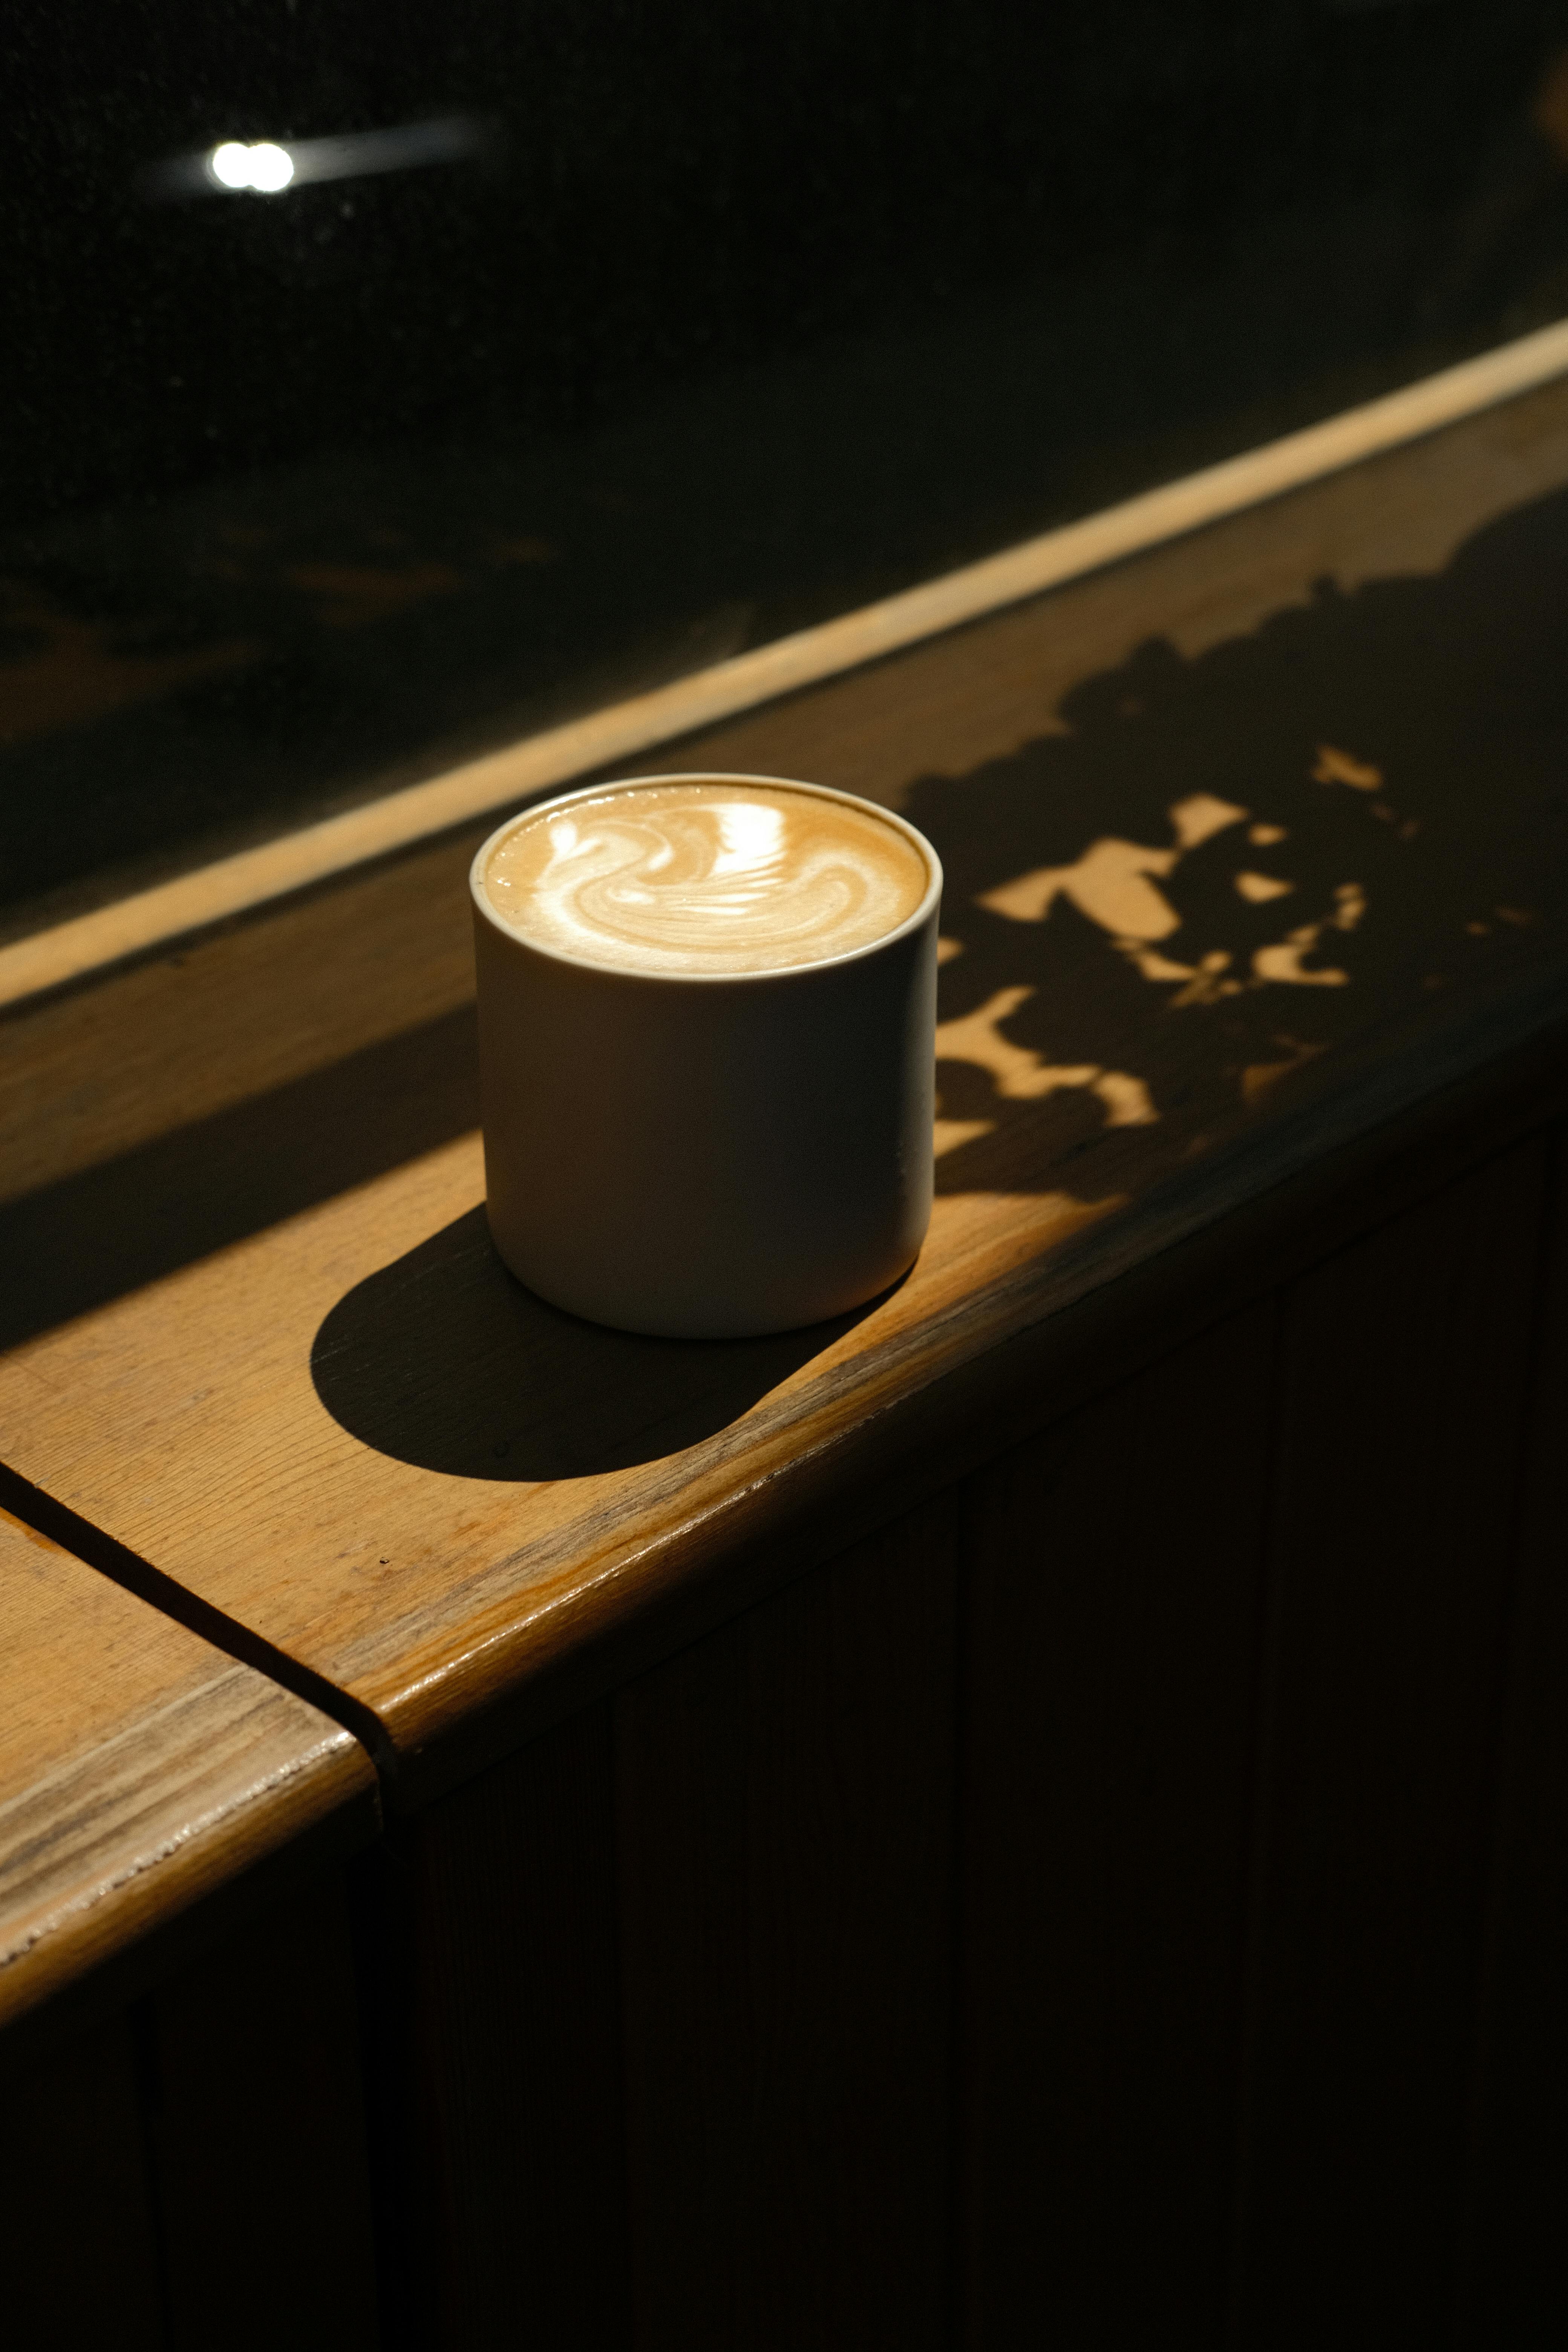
[483,780,931,974]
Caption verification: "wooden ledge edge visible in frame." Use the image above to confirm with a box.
[377,978,1568,1806]
[0,1458,396,1781]
[0,1726,377,2053]
[5,315,1568,1014]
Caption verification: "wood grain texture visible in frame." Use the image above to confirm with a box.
[1229,1143,1549,2349]
[958,1304,1277,2349]
[1,375,1567,1800]
[0,1508,377,2035]
[615,1498,960,2350]
[1456,1127,1568,2346]
[6,318,1564,1012]
[6,366,1568,1213]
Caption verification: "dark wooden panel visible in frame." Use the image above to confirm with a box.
[1,1871,379,2352]
[1231,1142,1550,2349]
[615,1498,962,2350]
[1457,1128,1568,2345]
[144,1870,380,2351]
[0,2015,167,2347]
[401,1703,628,2349]
[958,1303,1277,2348]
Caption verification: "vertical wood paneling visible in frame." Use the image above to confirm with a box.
[1458,1130,1568,2345]
[1231,1143,1550,2349]
[0,2018,167,2347]
[959,1303,1278,2349]
[1,1878,381,2352]
[615,1498,962,2351]
[407,1703,628,2350]
[147,1871,380,2351]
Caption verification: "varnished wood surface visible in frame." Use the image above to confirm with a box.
[334,1133,1565,2344]
[5,365,1568,1215]
[366,1499,961,2349]
[0,1508,377,2035]
[2,375,1567,1797]
[6,319,1564,1009]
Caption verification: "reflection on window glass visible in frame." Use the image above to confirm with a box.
[3,1,1566,934]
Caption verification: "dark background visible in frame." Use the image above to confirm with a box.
[4,0,1568,928]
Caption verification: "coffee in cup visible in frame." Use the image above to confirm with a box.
[481,778,929,975]
[470,773,942,1338]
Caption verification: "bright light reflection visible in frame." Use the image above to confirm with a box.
[209,140,295,193]
[712,803,784,874]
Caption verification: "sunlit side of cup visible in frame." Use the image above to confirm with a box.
[469,772,942,1338]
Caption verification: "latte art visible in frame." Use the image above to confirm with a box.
[483,780,931,974]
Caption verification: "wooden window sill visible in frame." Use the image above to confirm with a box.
[0,1508,376,2050]
[2,367,1568,1813]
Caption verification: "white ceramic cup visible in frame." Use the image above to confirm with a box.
[469,771,942,1337]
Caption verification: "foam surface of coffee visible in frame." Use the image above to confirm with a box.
[483,780,930,974]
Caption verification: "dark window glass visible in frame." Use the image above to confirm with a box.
[5,2,1567,931]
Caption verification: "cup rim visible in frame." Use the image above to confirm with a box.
[469,770,944,983]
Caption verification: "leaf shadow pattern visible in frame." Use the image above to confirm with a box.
[905,481,1568,1198]
[309,484,1568,1480]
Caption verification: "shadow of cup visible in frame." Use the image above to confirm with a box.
[310,1204,876,1481]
